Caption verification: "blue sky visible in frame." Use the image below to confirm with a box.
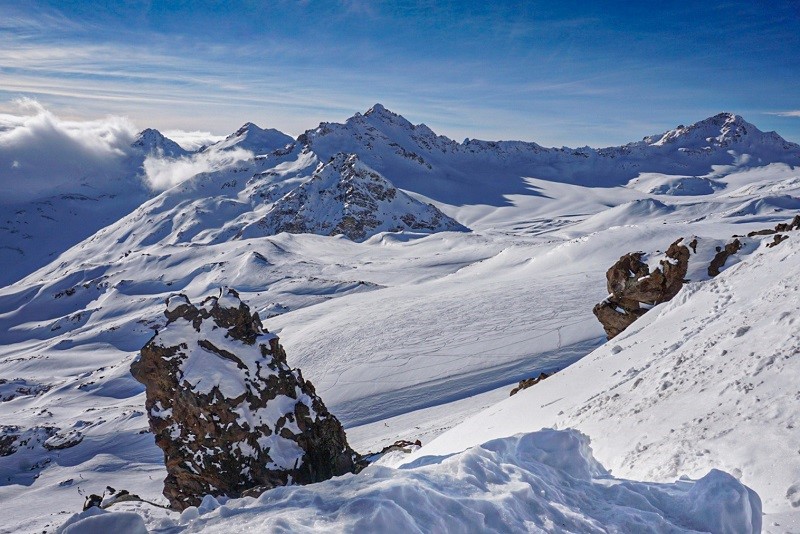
[1,1,798,147]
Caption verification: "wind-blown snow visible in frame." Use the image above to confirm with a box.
[142,147,253,191]
[0,98,138,203]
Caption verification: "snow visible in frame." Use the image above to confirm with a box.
[1,104,800,532]
[56,506,148,534]
[101,429,760,533]
[152,313,277,398]
[235,395,304,433]
[411,235,800,520]
[256,432,305,470]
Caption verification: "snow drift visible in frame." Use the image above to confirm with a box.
[69,429,760,533]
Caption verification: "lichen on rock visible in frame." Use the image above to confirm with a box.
[131,287,358,510]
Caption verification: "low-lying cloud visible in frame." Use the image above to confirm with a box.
[0,99,253,202]
[163,130,226,151]
[142,148,252,191]
[0,98,138,203]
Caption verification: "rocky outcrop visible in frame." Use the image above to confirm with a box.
[131,288,358,510]
[242,153,467,241]
[744,215,800,249]
[595,216,800,339]
[509,372,552,396]
[593,238,692,339]
[361,439,423,464]
[745,214,800,237]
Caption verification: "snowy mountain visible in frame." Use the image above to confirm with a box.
[239,153,466,241]
[1,105,800,532]
[131,129,189,158]
[0,129,187,287]
[203,122,293,155]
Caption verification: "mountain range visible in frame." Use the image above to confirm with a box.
[1,105,799,532]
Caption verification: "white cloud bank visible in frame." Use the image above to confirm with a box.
[142,147,252,191]
[163,129,225,151]
[0,98,138,203]
[0,99,252,202]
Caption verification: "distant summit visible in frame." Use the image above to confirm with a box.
[641,112,798,152]
[207,122,294,155]
[131,128,188,158]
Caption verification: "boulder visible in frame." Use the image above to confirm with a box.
[509,372,553,396]
[131,288,358,510]
[708,239,742,276]
[594,216,800,339]
[593,238,690,339]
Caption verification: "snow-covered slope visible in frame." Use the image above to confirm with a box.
[412,232,800,524]
[2,105,800,532]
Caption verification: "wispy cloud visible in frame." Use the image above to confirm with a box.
[163,130,225,151]
[0,1,797,146]
[142,148,252,191]
[767,111,800,118]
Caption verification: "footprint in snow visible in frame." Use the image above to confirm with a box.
[787,483,800,508]
[734,326,750,338]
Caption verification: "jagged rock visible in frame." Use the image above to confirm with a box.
[746,214,800,237]
[766,234,789,248]
[83,494,103,511]
[595,216,800,339]
[43,430,83,451]
[361,439,423,464]
[0,429,18,457]
[509,372,552,396]
[0,379,51,402]
[131,288,358,510]
[593,238,691,339]
[242,153,467,241]
[708,239,743,276]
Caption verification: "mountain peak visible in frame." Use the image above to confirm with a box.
[209,122,294,154]
[131,128,187,157]
[232,122,264,138]
[365,103,391,116]
[361,103,411,127]
[646,112,763,148]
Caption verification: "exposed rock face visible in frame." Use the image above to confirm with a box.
[509,372,552,396]
[593,239,691,339]
[131,288,358,510]
[243,153,467,241]
[708,239,742,276]
[746,215,800,249]
[595,216,800,339]
[746,214,800,237]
